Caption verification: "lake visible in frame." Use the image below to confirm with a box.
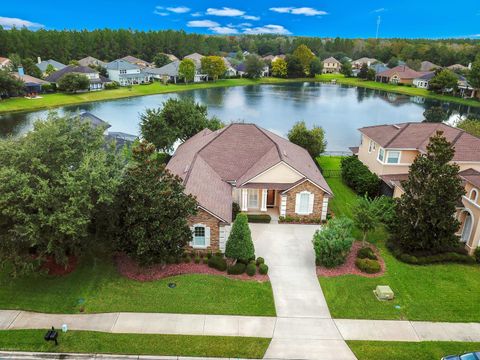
[1,82,478,151]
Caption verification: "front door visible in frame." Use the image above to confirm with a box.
[267,190,275,207]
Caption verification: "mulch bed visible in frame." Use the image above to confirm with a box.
[115,253,269,282]
[41,255,78,276]
[317,241,386,278]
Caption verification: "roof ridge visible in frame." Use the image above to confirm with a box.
[253,124,284,161]
[385,123,410,148]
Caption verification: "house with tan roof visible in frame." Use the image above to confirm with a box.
[322,57,341,74]
[352,57,377,70]
[420,61,441,72]
[121,55,154,68]
[167,123,333,252]
[0,56,11,69]
[351,122,480,254]
[375,65,425,85]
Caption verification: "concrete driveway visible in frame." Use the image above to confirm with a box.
[250,224,357,360]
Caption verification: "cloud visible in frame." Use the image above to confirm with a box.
[187,20,220,27]
[243,24,291,35]
[210,26,239,34]
[166,6,190,13]
[372,8,386,13]
[207,7,245,17]
[243,15,260,21]
[270,7,327,16]
[191,12,202,17]
[154,10,169,16]
[0,16,44,29]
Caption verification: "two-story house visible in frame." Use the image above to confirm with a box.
[45,65,110,91]
[183,53,208,82]
[322,57,342,74]
[351,122,480,254]
[105,60,151,86]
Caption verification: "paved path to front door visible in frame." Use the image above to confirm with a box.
[250,223,358,360]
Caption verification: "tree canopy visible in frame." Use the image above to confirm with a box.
[57,73,90,93]
[200,56,226,81]
[423,106,449,123]
[153,53,172,68]
[179,58,195,84]
[429,69,458,94]
[292,44,315,76]
[287,121,327,158]
[457,116,480,137]
[271,58,287,78]
[244,55,265,78]
[0,69,24,98]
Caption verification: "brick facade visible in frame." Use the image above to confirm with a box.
[284,181,326,219]
[187,208,220,252]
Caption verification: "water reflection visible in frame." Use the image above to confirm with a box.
[1,83,478,151]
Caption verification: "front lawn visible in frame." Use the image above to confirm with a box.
[0,330,270,359]
[317,155,480,322]
[0,257,276,316]
[348,341,480,360]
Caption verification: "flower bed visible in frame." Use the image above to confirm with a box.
[317,241,385,278]
[41,255,78,276]
[115,253,269,282]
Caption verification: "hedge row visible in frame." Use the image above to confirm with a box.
[341,156,381,197]
[247,214,271,223]
[279,215,323,224]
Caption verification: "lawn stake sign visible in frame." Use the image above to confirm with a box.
[44,326,58,345]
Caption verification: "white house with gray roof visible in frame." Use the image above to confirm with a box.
[145,60,180,83]
[36,58,66,75]
[105,59,151,86]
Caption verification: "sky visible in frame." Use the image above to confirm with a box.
[0,0,479,39]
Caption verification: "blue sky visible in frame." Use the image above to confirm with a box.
[1,0,479,38]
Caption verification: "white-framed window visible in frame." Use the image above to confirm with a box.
[470,188,479,202]
[299,192,310,214]
[386,151,400,164]
[120,69,127,74]
[248,189,259,208]
[378,148,385,162]
[191,224,210,248]
[368,140,376,153]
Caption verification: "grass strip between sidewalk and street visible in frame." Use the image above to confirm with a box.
[348,340,480,360]
[0,330,270,359]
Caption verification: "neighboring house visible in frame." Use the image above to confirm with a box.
[162,53,179,62]
[106,131,137,149]
[36,58,66,74]
[375,65,424,85]
[448,64,468,72]
[235,63,246,77]
[105,59,150,86]
[183,53,207,82]
[351,122,480,254]
[78,111,111,135]
[457,77,477,98]
[413,72,436,89]
[45,65,109,91]
[78,56,106,68]
[0,56,11,69]
[352,57,377,69]
[420,61,441,72]
[370,63,389,74]
[145,60,180,83]
[12,67,49,94]
[121,55,154,68]
[262,54,286,63]
[222,57,237,77]
[322,57,341,74]
[166,123,333,252]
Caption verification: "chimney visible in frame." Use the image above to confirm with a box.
[18,67,24,77]
[37,57,41,64]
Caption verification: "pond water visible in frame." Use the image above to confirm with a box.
[1,82,478,151]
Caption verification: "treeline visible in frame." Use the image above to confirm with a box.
[1,27,479,66]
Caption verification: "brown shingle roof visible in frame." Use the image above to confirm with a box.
[359,122,480,162]
[167,123,332,223]
[376,65,424,80]
[459,168,480,188]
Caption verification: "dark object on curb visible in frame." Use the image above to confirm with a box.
[44,326,58,345]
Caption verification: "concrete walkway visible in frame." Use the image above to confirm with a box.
[251,224,357,360]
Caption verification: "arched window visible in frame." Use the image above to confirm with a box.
[470,188,479,202]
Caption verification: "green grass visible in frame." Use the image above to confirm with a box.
[0,330,270,359]
[348,341,480,360]
[316,74,480,107]
[0,257,276,316]
[317,155,480,322]
[1,75,478,114]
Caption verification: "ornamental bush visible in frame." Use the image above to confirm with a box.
[207,255,227,271]
[246,214,271,223]
[227,262,246,275]
[312,217,354,268]
[341,156,380,196]
[357,247,377,260]
[355,258,381,274]
[258,263,269,275]
[225,213,255,261]
[246,263,257,276]
[256,257,265,266]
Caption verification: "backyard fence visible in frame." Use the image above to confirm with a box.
[321,169,342,178]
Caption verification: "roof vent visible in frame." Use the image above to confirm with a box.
[184,165,189,173]
[283,149,288,157]
[392,124,400,130]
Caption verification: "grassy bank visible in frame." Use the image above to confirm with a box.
[317,74,480,107]
[317,155,480,322]
[1,75,478,114]
[0,257,276,316]
[348,341,480,360]
[0,330,270,358]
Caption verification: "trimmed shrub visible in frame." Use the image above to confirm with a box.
[194,256,201,264]
[357,247,378,260]
[341,156,380,196]
[208,256,227,271]
[475,248,480,264]
[104,81,120,90]
[355,258,381,274]
[279,215,322,224]
[227,262,246,275]
[246,263,256,276]
[247,214,271,223]
[225,213,255,261]
[232,202,240,221]
[166,255,176,264]
[313,217,354,268]
[183,256,191,263]
[258,263,269,275]
[256,257,265,266]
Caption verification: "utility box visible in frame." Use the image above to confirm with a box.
[374,285,394,301]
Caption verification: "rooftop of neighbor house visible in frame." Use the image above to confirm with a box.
[36,59,67,72]
[121,55,153,67]
[354,57,378,64]
[459,168,480,188]
[78,111,111,129]
[45,65,98,82]
[105,59,140,70]
[359,122,480,162]
[376,65,425,79]
[78,56,106,67]
[166,123,333,223]
[12,72,49,85]
[323,57,341,64]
